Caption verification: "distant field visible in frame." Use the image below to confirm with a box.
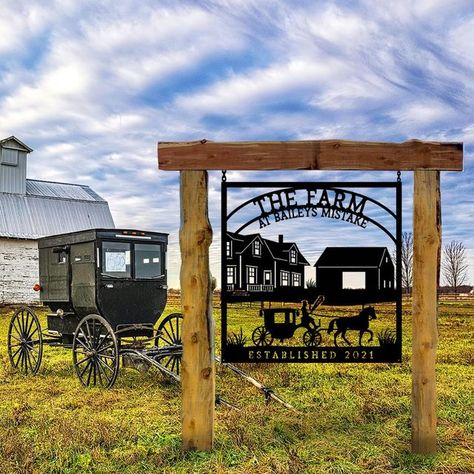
[0,299,472,474]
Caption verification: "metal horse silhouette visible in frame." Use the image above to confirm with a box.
[327,306,377,347]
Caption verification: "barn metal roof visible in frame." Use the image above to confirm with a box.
[315,247,390,268]
[0,179,114,239]
[26,179,105,201]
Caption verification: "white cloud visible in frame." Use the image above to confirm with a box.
[0,0,473,288]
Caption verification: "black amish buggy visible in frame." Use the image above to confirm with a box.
[6,228,182,388]
[251,297,325,347]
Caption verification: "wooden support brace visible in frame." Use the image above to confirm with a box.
[412,170,440,454]
[179,170,215,451]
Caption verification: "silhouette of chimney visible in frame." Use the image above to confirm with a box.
[278,234,284,244]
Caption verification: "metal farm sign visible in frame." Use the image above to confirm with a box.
[221,181,402,364]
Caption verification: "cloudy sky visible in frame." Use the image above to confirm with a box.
[0,0,472,288]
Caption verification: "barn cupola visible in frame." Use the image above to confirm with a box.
[0,136,33,195]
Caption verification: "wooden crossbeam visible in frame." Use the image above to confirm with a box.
[158,139,463,171]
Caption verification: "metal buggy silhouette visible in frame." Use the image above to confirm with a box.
[7,229,182,388]
[251,297,324,347]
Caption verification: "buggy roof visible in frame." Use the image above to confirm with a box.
[38,228,168,249]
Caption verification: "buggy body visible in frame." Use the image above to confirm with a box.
[7,228,183,389]
[38,228,168,340]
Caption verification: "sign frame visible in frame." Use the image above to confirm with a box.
[221,180,402,364]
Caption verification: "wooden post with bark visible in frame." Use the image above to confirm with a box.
[158,139,463,454]
[412,170,441,454]
[179,170,215,451]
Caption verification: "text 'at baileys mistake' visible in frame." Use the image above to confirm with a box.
[252,188,369,229]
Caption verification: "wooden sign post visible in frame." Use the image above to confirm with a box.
[158,139,463,453]
[179,170,214,451]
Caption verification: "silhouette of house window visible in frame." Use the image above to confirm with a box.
[227,266,236,284]
[247,266,257,284]
[253,240,261,256]
[290,249,297,264]
[281,271,289,286]
[226,241,232,258]
[292,273,301,286]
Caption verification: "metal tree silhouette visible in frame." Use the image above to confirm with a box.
[442,240,468,294]
[401,232,413,295]
[392,232,413,294]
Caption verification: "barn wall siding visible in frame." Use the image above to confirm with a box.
[0,239,39,304]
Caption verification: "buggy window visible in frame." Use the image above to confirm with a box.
[135,244,163,279]
[102,242,131,278]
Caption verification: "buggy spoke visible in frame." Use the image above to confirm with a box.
[12,320,23,338]
[86,361,94,386]
[96,342,114,354]
[11,346,22,366]
[29,349,38,366]
[20,350,26,373]
[97,353,115,360]
[79,359,92,379]
[75,354,93,366]
[97,356,114,373]
[26,352,35,374]
[20,311,26,334]
[75,335,91,352]
[163,326,175,343]
[95,330,109,351]
[169,321,176,342]
[92,360,97,386]
[159,334,173,346]
[95,361,104,386]
[25,315,35,339]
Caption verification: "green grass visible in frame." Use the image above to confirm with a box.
[0,299,473,473]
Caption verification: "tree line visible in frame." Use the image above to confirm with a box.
[399,232,470,294]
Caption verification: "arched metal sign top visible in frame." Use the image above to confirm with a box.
[226,182,399,244]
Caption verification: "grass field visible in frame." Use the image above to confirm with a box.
[0,298,472,474]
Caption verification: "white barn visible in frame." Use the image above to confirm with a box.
[0,136,115,304]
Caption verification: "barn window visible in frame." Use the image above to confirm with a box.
[1,148,19,166]
[281,271,289,286]
[226,241,232,257]
[290,249,297,264]
[342,271,366,289]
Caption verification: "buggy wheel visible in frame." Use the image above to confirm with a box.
[303,329,322,347]
[156,313,182,376]
[7,306,43,375]
[252,326,273,346]
[72,314,119,388]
